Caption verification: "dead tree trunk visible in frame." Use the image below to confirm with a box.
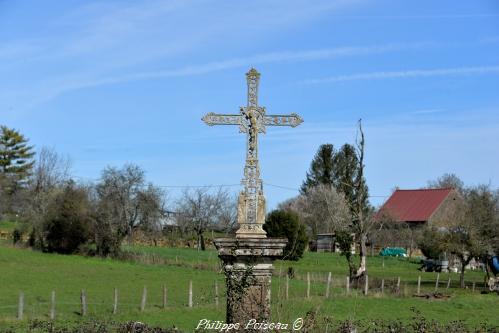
[459,257,472,289]
[356,234,368,278]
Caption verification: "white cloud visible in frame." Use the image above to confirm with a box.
[303,65,499,84]
[67,42,435,85]
[2,41,437,110]
[0,0,371,112]
[2,0,364,68]
[58,0,189,57]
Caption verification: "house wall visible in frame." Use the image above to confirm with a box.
[428,190,464,228]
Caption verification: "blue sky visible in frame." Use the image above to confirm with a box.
[1,0,499,209]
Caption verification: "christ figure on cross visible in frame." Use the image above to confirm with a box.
[202,68,303,238]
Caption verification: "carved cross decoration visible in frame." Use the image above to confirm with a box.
[202,68,303,238]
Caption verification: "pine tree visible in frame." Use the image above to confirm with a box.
[301,143,369,214]
[300,144,335,193]
[333,144,370,216]
[0,125,35,192]
[333,144,357,207]
[301,121,372,281]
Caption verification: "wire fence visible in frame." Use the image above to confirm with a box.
[2,272,487,321]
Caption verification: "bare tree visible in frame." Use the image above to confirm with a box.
[22,147,72,247]
[32,147,71,193]
[218,194,237,235]
[94,164,165,255]
[428,173,464,194]
[176,187,231,251]
[292,120,374,281]
[415,184,498,288]
[0,177,10,218]
[346,120,375,281]
[446,185,498,288]
[137,184,167,245]
[370,214,423,258]
[281,184,350,236]
[96,164,144,242]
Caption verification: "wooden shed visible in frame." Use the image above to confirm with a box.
[316,233,336,252]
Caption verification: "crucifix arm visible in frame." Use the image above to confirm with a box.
[202,112,243,126]
[264,113,303,127]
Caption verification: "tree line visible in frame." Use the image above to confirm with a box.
[279,120,372,282]
[282,134,499,287]
[0,125,236,257]
[2,122,498,288]
[419,174,499,287]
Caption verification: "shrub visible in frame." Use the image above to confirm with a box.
[12,228,22,244]
[264,210,308,260]
[418,227,446,259]
[43,182,92,254]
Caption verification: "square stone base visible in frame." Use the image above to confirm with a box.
[214,238,287,327]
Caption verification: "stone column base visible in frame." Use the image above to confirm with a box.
[235,223,267,238]
[214,238,287,328]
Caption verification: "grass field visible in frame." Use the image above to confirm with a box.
[0,243,498,332]
[0,221,16,233]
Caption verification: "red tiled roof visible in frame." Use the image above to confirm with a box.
[378,188,453,222]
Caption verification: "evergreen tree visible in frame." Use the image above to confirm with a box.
[301,142,369,215]
[300,144,335,193]
[43,181,92,254]
[333,144,370,216]
[0,126,35,192]
[301,121,372,281]
[333,144,357,207]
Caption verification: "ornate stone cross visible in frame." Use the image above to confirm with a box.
[202,68,303,238]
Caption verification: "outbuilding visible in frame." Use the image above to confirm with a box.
[377,188,462,228]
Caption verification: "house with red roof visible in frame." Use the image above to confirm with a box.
[377,188,462,228]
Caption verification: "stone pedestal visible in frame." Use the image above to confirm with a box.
[234,191,267,238]
[214,238,287,327]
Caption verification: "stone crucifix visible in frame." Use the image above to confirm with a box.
[202,68,303,238]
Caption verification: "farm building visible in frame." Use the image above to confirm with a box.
[312,233,356,254]
[373,188,464,257]
[377,188,462,228]
[316,233,336,252]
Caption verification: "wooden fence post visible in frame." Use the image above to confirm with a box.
[285,275,289,300]
[50,290,56,320]
[325,272,332,298]
[307,272,310,299]
[472,282,476,292]
[80,289,87,316]
[163,285,168,309]
[346,276,350,295]
[417,276,421,296]
[435,273,440,292]
[188,280,193,307]
[17,292,24,320]
[215,281,219,307]
[396,277,401,294]
[140,286,147,312]
[381,279,385,295]
[364,275,369,295]
[446,277,451,290]
[113,288,118,314]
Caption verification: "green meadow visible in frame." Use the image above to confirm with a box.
[0,221,17,233]
[0,240,498,332]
